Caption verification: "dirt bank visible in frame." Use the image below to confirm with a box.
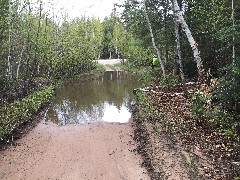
[0,120,149,180]
[104,65,122,72]
[132,84,239,179]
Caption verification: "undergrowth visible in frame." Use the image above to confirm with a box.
[0,86,54,141]
[133,73,240,179]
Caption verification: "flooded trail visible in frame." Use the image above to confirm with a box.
[0,121,149,180]
[0,71,149,179]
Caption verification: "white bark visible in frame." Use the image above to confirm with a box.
[115,46,118,58]
[16,44,25,79]
[37,62,40,74]
[232,0,235,65]
[7,0,12,80]
[174,18,186,93]
[98,52,101,59]
[143,0,166,78]
[52,2,58,62]
[34,1,42,75]
[172,0,204,79]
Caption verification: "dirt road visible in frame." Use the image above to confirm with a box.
[96,59,123,65]
[0,120,149,180]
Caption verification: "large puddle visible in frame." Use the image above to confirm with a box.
[45,71,140,125]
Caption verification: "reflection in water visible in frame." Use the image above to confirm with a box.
[45,71,140,125]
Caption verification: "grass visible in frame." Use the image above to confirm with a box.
[96,64,105,72]
[104,63,125,70]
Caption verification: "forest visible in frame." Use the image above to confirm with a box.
[0,0,240,178]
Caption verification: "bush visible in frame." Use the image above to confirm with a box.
[217,62,240,112]
[189,90,209,124]
[0,86,54,140]
[157,73,178,89]
[139,67,154,86]
[125,46,153,67]
[189,88,240,158]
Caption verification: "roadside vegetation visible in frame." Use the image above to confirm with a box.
[0,86,54,141]
[0,0,240,178]
[133,74,240,179]
[120,1,240,178]
[0,0,136,141]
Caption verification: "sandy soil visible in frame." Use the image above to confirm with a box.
[135,122,193,180]
[0,120,149,180]
[104,66,123,72]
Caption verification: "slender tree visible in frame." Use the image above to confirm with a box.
[172,0,204,80]
[173,16,186,93]
[7,0,12,80]
[143,0,165,78]
[33,0,43,76]
[16,41,25,79]
[232,0,235,65]
[24,0,33,82]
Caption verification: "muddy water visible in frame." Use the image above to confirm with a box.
[45,72,140,125]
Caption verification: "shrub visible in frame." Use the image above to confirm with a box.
[217,62,240,112]
[189,88,240,157]
[125,46,153,67]
[0,86,54,140]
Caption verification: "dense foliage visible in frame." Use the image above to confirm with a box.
[121,0,240,76]
[121,0,240,178]
[121,0,240,128]
[1,0,239,100]
[0,1,132,103]
[0,1,239,176]
[0,0,135,140]
[0,86,54,140]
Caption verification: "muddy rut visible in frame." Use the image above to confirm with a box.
[0,120,149,180]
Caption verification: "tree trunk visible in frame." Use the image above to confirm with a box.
[164,0,169,63]
[16,44,25,80]
[98,52,101,59]
[25,0,32,81]
[115,46,118,58]
[7,0,12,80]
[232,0,235,65]
[174,18,187,93]
[172,0,204,80]
[32,1,42,76]
[143,0,166,78]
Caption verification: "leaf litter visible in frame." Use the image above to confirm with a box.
[132,82,240,179]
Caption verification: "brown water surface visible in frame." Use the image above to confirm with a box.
[45,71,140,125]
[0,71,150,180]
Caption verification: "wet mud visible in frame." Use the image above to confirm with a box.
[0,120,149,180]
[0,72,149,179]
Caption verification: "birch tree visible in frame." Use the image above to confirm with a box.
[143,0,166,78]
[16,42,25,79]
[7,0,12,80]
[174,17,186,93]
[172,0,204,80]
[33,0,43,76]
[232,0,235,65]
